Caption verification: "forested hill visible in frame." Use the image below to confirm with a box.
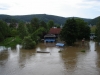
[89,16,100,25]
[0,14,92,25]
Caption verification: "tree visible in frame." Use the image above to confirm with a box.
[54,24,60,28]
[9,19,17,28]
[31,27,46,43]
[10,29,18,37]
[0,32,4,42]
[40,21,47,28]
[31,18,40,30]
[17,22,28,39]
[22,36,36,49]
[0,20,10,42]
[75,18,90,40]
[26,24,33,34]
[96,21,100,42]
[60,18,77,46]
[47,20,54,28]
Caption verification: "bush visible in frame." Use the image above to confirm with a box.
[22,36,36,49]
[0,36,22,48]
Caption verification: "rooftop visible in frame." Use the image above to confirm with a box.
[49,28,61,34]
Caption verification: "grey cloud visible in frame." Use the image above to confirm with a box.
[0,7,9,10]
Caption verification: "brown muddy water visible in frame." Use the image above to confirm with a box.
[0,41,100,75]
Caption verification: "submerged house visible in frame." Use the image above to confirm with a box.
[44,27,61,43]
[44,34,56,42]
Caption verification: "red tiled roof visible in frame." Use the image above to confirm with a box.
[49,28,61,34]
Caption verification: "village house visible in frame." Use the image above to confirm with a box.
[48,27,61,38]
[44,27,61,42]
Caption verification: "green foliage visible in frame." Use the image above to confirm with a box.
[60,18,77,46]
[22,36,36,49]
[40,20,49,32]
[9,19,17,28]
[10,29,18,37]
[31,27,46,43]
[0,15,92,49]
[60,18,90,46]
[0,36,22,48]
[47,20,54,28]
[90,26,96,33]
[89,16,100,25]
[0,20,10,42]
[0,14,92,25]
[76,18,90,40]
[26,24,33,34]
[31,18,40,30]
[84,26,90,39]
[96,20,100,42]
[18,18,48,49]
[54,24,60,28]
[0,32,4,41]
[40,21,47,28]
[17,22,28,39]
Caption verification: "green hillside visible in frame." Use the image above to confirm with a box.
[0,14,92,25]
[89,16,100,25]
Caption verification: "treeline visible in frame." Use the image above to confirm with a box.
[0,14,92,25]
[60,18,100,46]
[1,14,100,26]
[95,18,100,43]
[60,18,90,46]
[0,20,11,41]
[0,17,59,48]
[1,16,100,48]
[89,16,100,25]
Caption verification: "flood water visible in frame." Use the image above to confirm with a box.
[0,41,100,75]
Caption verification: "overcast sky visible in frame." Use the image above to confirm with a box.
[0,0,100,19]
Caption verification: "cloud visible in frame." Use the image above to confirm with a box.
[0,7,8,10]
[0,0,100,18]
[0,3,10,10]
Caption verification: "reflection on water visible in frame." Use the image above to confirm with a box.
[0,41,100,75]
[61,47,79,75]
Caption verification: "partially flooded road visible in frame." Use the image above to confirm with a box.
[0,41,100,75]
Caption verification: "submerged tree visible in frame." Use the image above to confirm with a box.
[22,36,36,49]
[60,18,77,46]
[31,27,46,43]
